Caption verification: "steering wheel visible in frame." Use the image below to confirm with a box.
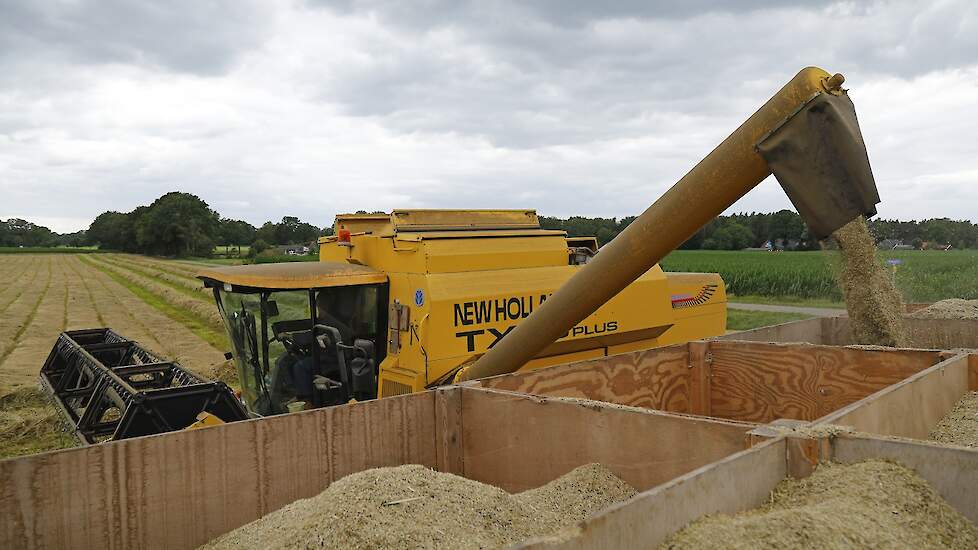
[275,330,307,355]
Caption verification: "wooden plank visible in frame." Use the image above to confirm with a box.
[815,355,970,439]
[475,344,692,413]
[458,387,754,493]
[904,318,978,350]
[969,354,978,391]
[708,341,941,423]
[434,387,463,475]
[746,420,824,479]
[820,317,851,345]
[516,437,787,550]
[715,317,822,344]
[717,316,978,351]
[831,434,978,523]
[0,391,438,550]
[687,341,711,416]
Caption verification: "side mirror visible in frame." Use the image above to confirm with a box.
[262,300,279,317]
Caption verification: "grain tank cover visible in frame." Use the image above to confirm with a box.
[389,209,540,232]
[197,261,386,291]
[756,89,880,240]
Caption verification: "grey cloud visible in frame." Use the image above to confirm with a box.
[301,1,978,148]
[1,0,977,231]
[0,0,272,75]
[313,0,832,27]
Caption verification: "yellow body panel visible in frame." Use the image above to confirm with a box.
[317,209,727,397]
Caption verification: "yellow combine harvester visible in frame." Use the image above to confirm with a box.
[197,210,725,414]
[198,66,881,417]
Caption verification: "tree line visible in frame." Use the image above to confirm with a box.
[85,192,335,257]
[0,219,91,248]
[6,194,978,255]
[1,192,332,257]
[542,210,978,250]
[540,210,815,250]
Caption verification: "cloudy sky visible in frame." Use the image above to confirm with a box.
[1,0,976,232]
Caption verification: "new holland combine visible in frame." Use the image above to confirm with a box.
[196,210,727,415]
[41,66,881,434]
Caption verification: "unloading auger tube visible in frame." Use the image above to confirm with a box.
[454,66,881,383]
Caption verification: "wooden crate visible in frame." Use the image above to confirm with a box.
[0,387,758,550]
[3,341,976,549]
[815,353,978,439]
[476,340,947,424]
[720,316,978,349]
[514,433,978,549]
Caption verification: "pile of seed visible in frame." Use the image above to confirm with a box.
[930,391,978,447]
[911,299,978,320]
[832,217,908,347]
[201,463,635,550]
[661,460,977,549]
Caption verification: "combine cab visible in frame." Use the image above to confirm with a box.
[39,328,248,444]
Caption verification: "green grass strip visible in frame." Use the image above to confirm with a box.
[92,256,207,303]
[80,256,229,351]
[728,294,845,309]
[726,309,812,331]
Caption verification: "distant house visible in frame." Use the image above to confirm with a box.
[878,239,916,250]
[771,238,801,251]
[273,245,311,256]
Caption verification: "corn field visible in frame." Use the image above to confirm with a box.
[660,250,978,303]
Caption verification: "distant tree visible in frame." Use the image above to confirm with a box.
[275,216,319,244]
[218,219,257,245]
[88,212,134,250]
[921,218,955,246]
[700,223,754,250]
[134,192,220,257]
[769,209,805,244]
[58,230,89,247]
[249,239,269,257]
[255,221,277,244]
[725,223,755,250]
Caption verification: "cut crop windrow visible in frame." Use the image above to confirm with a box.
[64,256,106,327]
[0,257,53,369]
[80,256,228,354]
[78,256,171,352]
[94,255,209,299]
[0,257,40,314]
[119,254,202,278]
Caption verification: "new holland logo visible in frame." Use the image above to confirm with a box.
[670,284,718,309]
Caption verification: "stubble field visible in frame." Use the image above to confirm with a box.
[0,253,231,457]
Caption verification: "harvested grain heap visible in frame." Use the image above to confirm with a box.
[911,299,978,320]
[832,217,907,347]
[201,463,635,550]
[661,460,978,549]
[930,391,978,447]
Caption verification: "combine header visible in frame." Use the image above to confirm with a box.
[39,328,248,444]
